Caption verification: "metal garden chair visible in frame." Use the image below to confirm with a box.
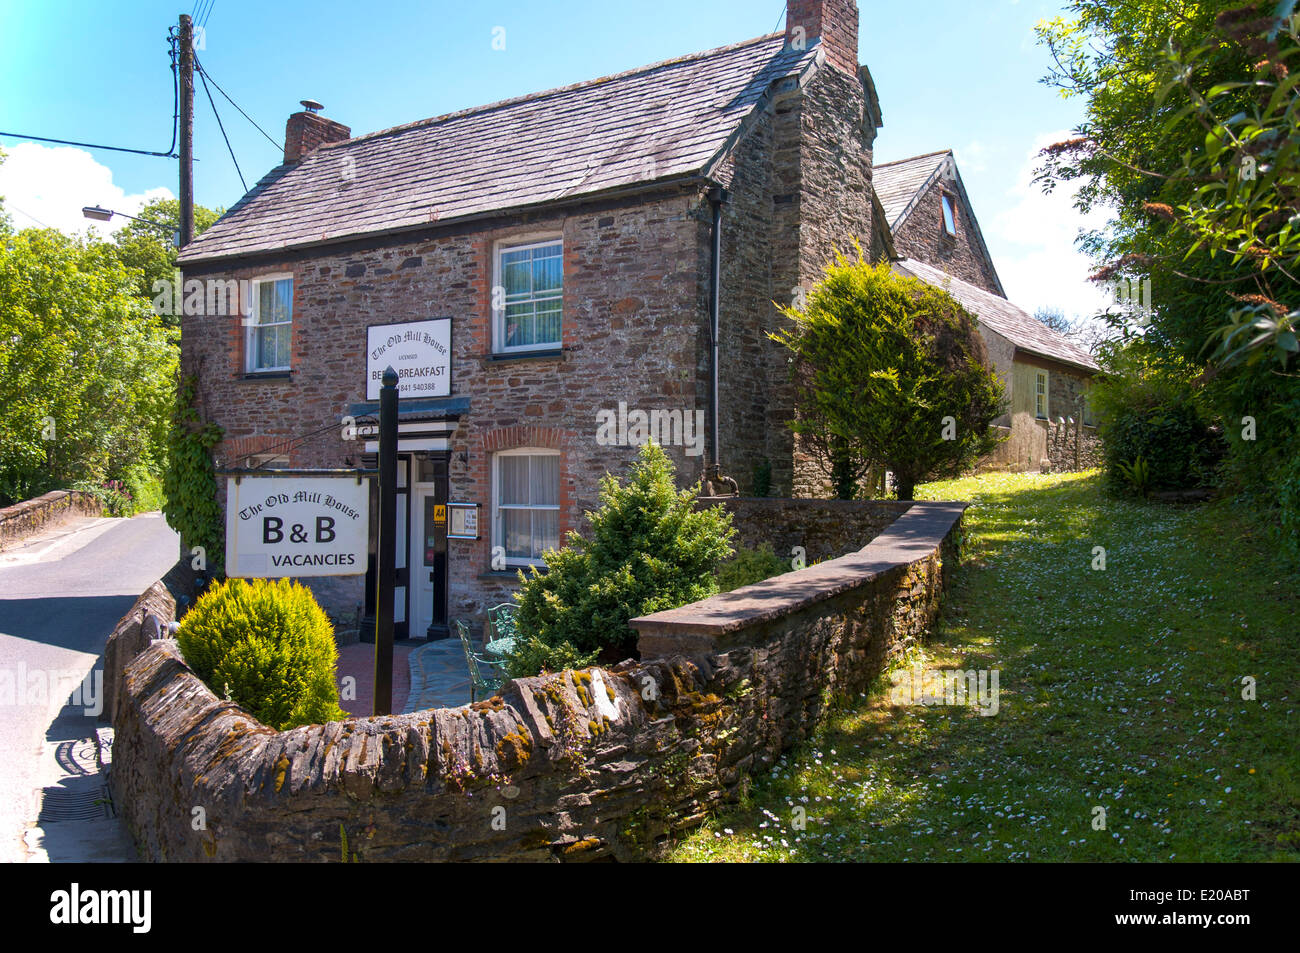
[455,618,506,703]
[486,602,520,640]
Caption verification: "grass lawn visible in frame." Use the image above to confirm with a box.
[668,471,1299,862]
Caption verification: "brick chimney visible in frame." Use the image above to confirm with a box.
[785,0,859,76]
[284,104,350,164]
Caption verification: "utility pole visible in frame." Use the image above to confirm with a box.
[178,14,194,247]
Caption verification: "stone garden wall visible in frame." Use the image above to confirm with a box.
[107,500,964,862]
[0,490,102,551]
[1046,419,1103,473]
[702,496,909,565]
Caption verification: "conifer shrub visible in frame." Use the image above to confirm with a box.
[510,442,735,671]
[176,577,347,730]
[771,252,1007,500]
[716,543,789,592]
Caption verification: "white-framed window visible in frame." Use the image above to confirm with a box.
[493,238,562,353]
[1035,370,1049,420]
[941,193,958,237]
[492,449,560,567]
[246,274,293,372]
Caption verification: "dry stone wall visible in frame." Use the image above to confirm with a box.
[703,496,908,564]
[0,490,102,551]
[108,500,964,862]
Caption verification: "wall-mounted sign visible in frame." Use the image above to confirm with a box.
[366,318,452,401]
[447,502,480,540]
[225,475,370,578]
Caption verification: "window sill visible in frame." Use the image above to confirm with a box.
[242,371,292,381]
[485,349,565,365]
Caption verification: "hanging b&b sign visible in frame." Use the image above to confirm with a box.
[366,318,452,401]
[225,474,370,578]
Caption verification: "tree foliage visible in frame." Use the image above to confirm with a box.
[110,197,220,320]
[1035,0,1300,548]
[0,223,176,505]
[771,254,1007,501]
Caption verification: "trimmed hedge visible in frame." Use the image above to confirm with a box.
[176,577,346,730]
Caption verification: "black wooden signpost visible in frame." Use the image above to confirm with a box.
[373,367,398,715]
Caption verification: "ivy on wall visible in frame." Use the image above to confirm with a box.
[162,373,224,575]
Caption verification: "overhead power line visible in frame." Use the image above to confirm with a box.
[194,54,283,154]
[0,26,180,159]
[0,131,177,157]
[197,65,247,192]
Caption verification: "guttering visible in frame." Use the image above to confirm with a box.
[707,184,731,469]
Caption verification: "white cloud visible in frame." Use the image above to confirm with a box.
[956,140,989,175]
[0,142,173,236]
[989,130,1115,323]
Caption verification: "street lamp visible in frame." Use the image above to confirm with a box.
[81,205,180,248]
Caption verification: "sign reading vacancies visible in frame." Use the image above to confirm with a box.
[225,475,370,578]
[366,318,452,401]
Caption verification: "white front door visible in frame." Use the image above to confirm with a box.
[409,486,437,640]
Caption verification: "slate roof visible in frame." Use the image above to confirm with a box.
[872,150,950,230]
[179,34,819,263]
[895,258,1100,373]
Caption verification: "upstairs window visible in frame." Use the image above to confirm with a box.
[246,275,292,372]
[941,194,958,237]
[494,239,562,353]
[1035,370,1049,420]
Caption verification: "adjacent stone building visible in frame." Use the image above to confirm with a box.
[875,151,1101,472]
[176,0,1092,635]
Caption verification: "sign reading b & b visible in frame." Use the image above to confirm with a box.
[225,475,370,578]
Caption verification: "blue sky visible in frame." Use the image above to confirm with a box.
[0,0,1111,316]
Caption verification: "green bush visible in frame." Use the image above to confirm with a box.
[122,462,165,513]
[1093,346,1223,494]
[176,578,347,730]
[502,635,599,681]
[1275,453,1300,562]
[71,479,134,517]
[512,442,736,670]
[771,253,1007,500]
[716,543,789,592]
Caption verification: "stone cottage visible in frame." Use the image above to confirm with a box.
[175,0,1088,636]
[873,149,1101,472]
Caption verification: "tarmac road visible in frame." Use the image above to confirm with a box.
[0,512,179,862]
